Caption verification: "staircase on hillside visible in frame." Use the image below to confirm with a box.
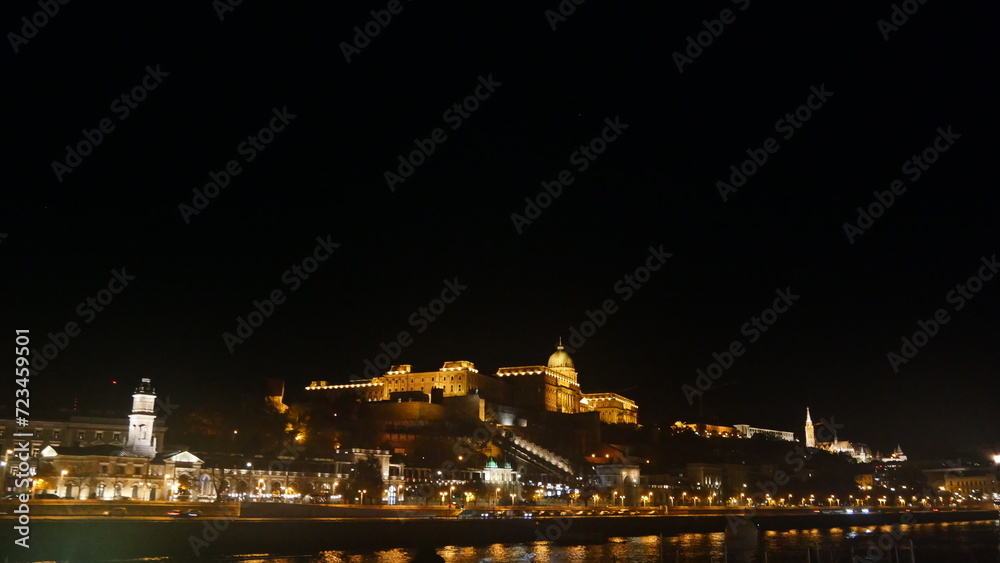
[496,428,576,479]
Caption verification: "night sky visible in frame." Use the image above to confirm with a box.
[3,2,997,461]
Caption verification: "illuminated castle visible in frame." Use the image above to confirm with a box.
[307,341,638,425]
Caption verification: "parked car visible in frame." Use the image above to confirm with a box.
[167,509,201,517]
[104,507,127,516]
[35,493,61,499]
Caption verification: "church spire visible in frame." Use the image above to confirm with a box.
[804,407,816,448]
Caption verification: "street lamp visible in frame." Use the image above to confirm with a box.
[360,489,367,505]
[439,492,446,506]
[510,493,516,506]
[495,487,501,506]
[59,470,68,498]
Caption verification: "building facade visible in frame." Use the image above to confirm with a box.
[307,342,639,425]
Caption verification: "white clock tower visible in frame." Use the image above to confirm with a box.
[126,378,157,457]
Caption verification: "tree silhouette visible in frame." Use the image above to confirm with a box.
[345,454,383,504]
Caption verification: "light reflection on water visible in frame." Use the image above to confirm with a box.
[217,520,999,563]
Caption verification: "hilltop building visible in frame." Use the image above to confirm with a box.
[805,408,873,463]
[306,342,639,425]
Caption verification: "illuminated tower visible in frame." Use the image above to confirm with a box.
[125,378,157,457]
[805,407,816,448]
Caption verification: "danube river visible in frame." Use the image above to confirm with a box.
[194,520,999,562]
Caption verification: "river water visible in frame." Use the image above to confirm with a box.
[209,519,999,562]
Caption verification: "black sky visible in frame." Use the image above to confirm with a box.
[2,2,997,461]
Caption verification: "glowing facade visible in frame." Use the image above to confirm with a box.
[125,378,158,458]
[804,407,816,448]
[307,342,639,424]
[307,360,503,403]
[805,408,873,462]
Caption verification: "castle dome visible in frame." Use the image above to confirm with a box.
[547,340,575,369]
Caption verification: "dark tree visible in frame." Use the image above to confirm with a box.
[345,455,384,505]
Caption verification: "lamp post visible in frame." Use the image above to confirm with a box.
[495,487,501,507]
[439,492,446,506]
[510,493,516,506]
[59,470,68,498]
[360,489,366,505]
